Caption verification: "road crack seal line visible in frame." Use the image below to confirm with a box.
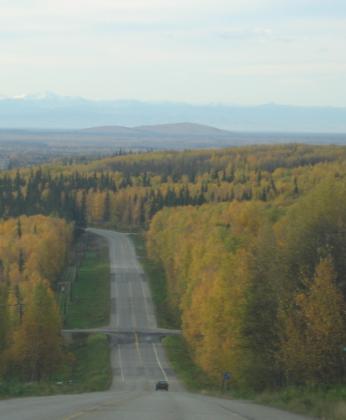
[218,404,253,420]
[62,392,149,419]
[185,394,254,420]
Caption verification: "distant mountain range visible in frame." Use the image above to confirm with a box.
[82,122,232,138]
[80,123,236,148]
[1,122,345,152]
[0,93,346,133]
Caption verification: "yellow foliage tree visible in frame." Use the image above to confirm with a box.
[9,278,63,381]
[279,257,346,384]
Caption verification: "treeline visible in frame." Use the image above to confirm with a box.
[147,179,346,389]
[0,215,72,381]
[1,145,346,229]
[0,170,116,224]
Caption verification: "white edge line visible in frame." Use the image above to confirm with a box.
[152,343,168,382]
[118,344,125,383]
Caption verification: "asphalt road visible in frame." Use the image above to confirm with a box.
[0,229,312,420]
[89,228,180,393]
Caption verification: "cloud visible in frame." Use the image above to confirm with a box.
[0,0,278,24]
[218,27,273,41]
[1,0,346,105]
[214,62,346,78]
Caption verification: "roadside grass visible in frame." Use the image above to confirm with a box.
[0,334,111,398]
[130,233,179,329]
[163,337,346,419]
[255,385,346,420]
[67,333,112,392]
[64,233,110,328]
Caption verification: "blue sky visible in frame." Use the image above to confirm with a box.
[0,0,346,106]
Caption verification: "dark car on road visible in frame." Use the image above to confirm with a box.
[155,380,169,391]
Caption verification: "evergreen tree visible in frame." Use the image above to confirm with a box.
[103,192,111,223]
[18,249,25,273]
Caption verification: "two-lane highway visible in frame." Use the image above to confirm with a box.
[88,228,180,392]
[0,229,312,420]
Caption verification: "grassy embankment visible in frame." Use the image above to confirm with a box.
[131,233,346,420]
[255,386,346,420]
[0,334,111,398]
[0,232,112,398]
[60,231,112,392]
[64,232,110,328]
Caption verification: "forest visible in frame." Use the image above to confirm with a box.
[1,144,346,229]
[147,181,346,389]
[1,143,346,390]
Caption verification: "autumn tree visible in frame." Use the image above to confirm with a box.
[239,223,282,389]
[279,257,346,385]
[10,278,64,381]
[0,215,71,380]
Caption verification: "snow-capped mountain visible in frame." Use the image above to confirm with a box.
[0,92,346,132]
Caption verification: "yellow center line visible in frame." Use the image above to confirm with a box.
[134,331,144,366]
[63,411,86,420]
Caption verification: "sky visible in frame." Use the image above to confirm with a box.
[0,0,346,106]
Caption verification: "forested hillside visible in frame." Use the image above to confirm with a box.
[1,143,346,391]
[1,144,346,229]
